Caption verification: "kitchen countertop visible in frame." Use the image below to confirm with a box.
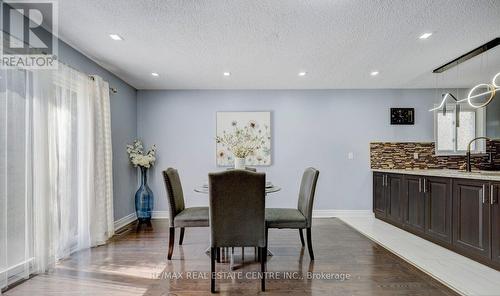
[372,168,500,182]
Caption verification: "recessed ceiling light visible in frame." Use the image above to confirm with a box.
[419,32,432,39]
[223,72,231,76]
[151,72,159,77]
[298,72,307,76]
[109,34,123,41]
[370,71,379,76]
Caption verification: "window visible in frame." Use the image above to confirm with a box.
[435,104,486,155]
[0,69,34,290]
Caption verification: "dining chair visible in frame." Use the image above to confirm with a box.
[163,168,209,260]
[225,166,258,260]
[265,167,319,260]
[209,170,267,292]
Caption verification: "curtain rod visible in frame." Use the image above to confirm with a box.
[88,75,118,94]
[55,60,117,94]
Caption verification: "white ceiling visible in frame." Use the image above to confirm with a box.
[55,0,500,90]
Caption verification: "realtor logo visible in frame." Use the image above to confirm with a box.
[1,1,58,69]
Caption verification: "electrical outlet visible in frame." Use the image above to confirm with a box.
[348,152,354,160]
[413,152,419,160]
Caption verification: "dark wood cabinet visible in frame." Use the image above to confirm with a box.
[373,173,386,217]
[490,182,500,264]
[425,177,452,244]
[386,174,403,223]
[373,173,402,222]
[453,179,491,260]
[374,172,500,271]
[402,175,425,233]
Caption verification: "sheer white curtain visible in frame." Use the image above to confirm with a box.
[88,75,114,246]
[1,64,114,291]
[36,64,115,260]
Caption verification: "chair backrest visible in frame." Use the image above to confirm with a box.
[162,168,186,227]
[209,170,266,248]
[297,167,320,228]
[226,167,257,172]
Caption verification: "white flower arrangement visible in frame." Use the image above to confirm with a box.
[216,121,265,158]
[126,140,157,169]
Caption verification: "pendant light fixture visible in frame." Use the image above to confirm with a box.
[429,72,499,112]
[429,38,499,112]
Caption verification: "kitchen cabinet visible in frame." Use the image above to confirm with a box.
[386,174,403,223]
[490,182,500,263]
[373,173,402,222]
[373,171,500,271]
[425,177,452,244]
[453,179,491,260]
[373,172,386,217]
[402,175,425,233]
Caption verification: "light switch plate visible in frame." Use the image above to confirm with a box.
[348,152,354,160]
[413,152,419,159]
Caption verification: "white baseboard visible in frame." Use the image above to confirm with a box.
[312,210,373,218]
[114,210,373,229]
[152,211,169,219]
[114,212,137,231]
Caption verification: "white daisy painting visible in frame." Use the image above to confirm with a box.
[216,111,272,166]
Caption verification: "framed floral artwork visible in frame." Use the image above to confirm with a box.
[216,111,272,166]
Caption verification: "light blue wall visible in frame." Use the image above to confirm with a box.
[137,89,436,212]
[58,40,138,221]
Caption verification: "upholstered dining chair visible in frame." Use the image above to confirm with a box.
[209,170,267,293]
[265,167,319,260]
[163,168,209,260]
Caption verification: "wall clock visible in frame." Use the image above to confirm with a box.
[390,108,414,125]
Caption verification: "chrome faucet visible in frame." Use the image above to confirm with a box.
[465,137,491,172]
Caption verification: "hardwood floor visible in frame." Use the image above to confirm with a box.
[5,218,457,295]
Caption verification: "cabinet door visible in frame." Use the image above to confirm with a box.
[373,173,386,217]
[491,182,500,264]
[386,174,403,223]
[403,175,425,233]
[453,179,490,259]
[425,176,452,244]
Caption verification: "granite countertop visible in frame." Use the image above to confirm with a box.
[372,168,500,181]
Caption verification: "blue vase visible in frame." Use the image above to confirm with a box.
[135,167,154,221]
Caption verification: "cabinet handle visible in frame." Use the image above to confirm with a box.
[423,179,427,193]
[482,185,486,204]
[418,178,422,193]
[491,185,496,205]
[384,175,387,187]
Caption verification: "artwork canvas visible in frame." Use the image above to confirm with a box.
[216,111,271,166]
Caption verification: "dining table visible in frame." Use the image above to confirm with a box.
[194,180,281,269]
[194,181,281,194]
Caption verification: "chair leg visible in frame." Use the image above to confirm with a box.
[306,227,314,260]
[265,227,269,246]
[299,229,305,247]
[211,247,216,293]
[168,227,175,260]
[179,228,185,245]
[260,247,266,291]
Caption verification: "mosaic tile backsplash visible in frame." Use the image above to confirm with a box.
[370,141,500,170]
